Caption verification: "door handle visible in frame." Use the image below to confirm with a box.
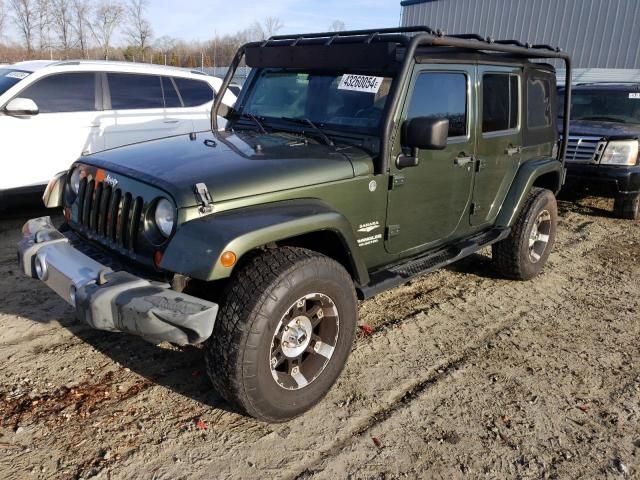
[89,122,101,128]
[506,146,521,156]
[455,155,474,167]
[164,119,180,124]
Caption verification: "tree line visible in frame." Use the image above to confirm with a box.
[0,0,347,67]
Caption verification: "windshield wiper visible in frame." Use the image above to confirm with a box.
[281,117,335,148]
[241,113,267,134]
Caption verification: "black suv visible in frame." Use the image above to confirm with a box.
[561,83,640,219]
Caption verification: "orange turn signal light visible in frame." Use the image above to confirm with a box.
[220,251,237,268]
[153,251,163,268]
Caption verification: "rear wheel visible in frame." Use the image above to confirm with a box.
[493,188,558,280]
[205,247,357,422]
[614,194,640,220]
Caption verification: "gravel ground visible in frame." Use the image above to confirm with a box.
[0,197,638,480]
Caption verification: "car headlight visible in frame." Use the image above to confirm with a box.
[70,168,81,194]
[600,140,639,166]
[154,198,175,238]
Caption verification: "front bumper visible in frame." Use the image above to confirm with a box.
[17,217,218,346]
[564,163,640,198]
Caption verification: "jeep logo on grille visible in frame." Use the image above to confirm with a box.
[104,175,119,188]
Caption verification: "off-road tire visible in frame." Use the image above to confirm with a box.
[204,247,357,423]
[492,187,558,280]
[613,194,640,220]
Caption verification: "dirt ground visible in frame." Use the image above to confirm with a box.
[0,197,638,480]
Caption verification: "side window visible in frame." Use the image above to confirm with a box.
[482,73,519,133]
[527,77,552,128]
[19,73,96,113]
[162,77,182,108]
[406,72,467,138]
[173,78,214,107]
[108,73,164,110]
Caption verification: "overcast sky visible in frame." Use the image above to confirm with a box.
[145,0,402,41]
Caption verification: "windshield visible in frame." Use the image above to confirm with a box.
[235,70,393,136]
[0,69,31,96]
[560,88,640,124]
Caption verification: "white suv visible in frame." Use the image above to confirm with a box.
[0,60,236,206]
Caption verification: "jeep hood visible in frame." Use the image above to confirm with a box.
[81,131,373,208]
[562,119,640,138]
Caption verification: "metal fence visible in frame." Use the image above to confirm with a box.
[201,66,252,85]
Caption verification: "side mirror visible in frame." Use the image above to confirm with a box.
[4,98,39,117]
[402,117,449,151]
[397,117,449,169]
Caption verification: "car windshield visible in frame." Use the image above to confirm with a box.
[0,69,31,96]
[561,89,640,124]
[236,70,393,136]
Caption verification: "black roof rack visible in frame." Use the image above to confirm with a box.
[212,25,572,171]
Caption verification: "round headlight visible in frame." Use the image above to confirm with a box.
[70,168,81,194]
[154,199,175,238]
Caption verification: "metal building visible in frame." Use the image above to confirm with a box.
[401,0,640,71]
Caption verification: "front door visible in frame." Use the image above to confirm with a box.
[385,64,476,254]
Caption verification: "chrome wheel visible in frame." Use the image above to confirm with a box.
[269,293,339,391]
[528,210,551,263]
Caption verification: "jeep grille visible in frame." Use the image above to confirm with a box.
[74,177,144,252]
[565,136,606,164]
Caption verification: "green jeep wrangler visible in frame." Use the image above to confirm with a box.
[18,27,572,422]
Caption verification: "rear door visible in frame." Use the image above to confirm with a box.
[103,73,188,149]
[0,71,103,190]
[385,64,476,254]
[471,66,523,226]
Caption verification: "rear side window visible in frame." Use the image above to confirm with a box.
[108,73,164,110]
[482,73,519,133]
[406,72,467,138]
[162,77,182,108]
[20,72,96,113]
[0,69,31,96]
[174,78,214,107]
[528,77,552,128]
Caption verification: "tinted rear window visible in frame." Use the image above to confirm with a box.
[0,69,31,96]
[482,74,519,133]
[108,73,164,110]
[20,72,96,113]
[406,72,467,138]
[528,77,552,128]
[174,78,213,106]
[162,77,182,108]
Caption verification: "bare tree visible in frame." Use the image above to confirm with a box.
[263,16,283,38]
[35,0,53,53]
[9,0,37,56]
[124,0,152,60]
[52,0,74,56]
[0,0,6,39]
[328,20,346,32]
[89,0,123,60]
[72,0,90,58]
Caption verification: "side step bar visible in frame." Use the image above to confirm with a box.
[356,228,510,300]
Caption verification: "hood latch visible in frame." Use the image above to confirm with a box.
[194,183,214,214]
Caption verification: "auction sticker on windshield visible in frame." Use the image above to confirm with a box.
[629,93,640,99]
[338,75,384,94]
[5,71,29,79]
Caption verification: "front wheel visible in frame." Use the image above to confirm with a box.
[492,188,558,280]
[205,247,357,422]
[614,194,640,220]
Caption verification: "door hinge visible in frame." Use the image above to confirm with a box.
[389,174,406,190]
[470,202,480,215]
[475,158,486,172]
[386,225,401,239]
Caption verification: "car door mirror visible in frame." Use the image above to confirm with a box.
[402,117,449,151]
[396,117,449,169]
[4,98,39,117]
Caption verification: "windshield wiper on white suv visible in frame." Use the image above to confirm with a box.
[241,113,268,134]
[281,117,336,148]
